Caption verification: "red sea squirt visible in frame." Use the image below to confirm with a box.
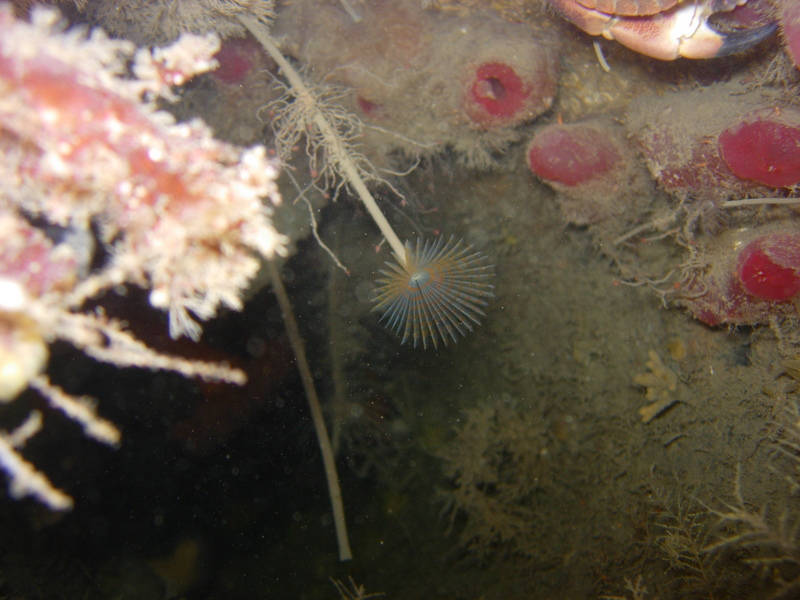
[679,228,800,327]
[464,54,557,129]
[780,0,800,68]
[718,109,800,188]
[737,233,800,302]
[526,119,652,226]
[527,123,621,186]
[469,63,528,123]
[210,36,272,86]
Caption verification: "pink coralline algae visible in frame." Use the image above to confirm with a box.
[0,6,285,510]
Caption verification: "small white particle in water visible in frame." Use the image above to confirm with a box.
[0,279,26,311]
[148,145,165,162]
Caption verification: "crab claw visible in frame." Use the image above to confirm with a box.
[608,3,776,59]
[713,19,777,56]
[550,0,776,60]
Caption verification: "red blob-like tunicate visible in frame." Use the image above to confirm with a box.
[718,111,800,188]
[356,96,381,116]
[780,0,800,69]
[527,123,622,187]
[211,37,264,86]
[678,227,800,327]
[469,62,527,121]
[736,233,800,302]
